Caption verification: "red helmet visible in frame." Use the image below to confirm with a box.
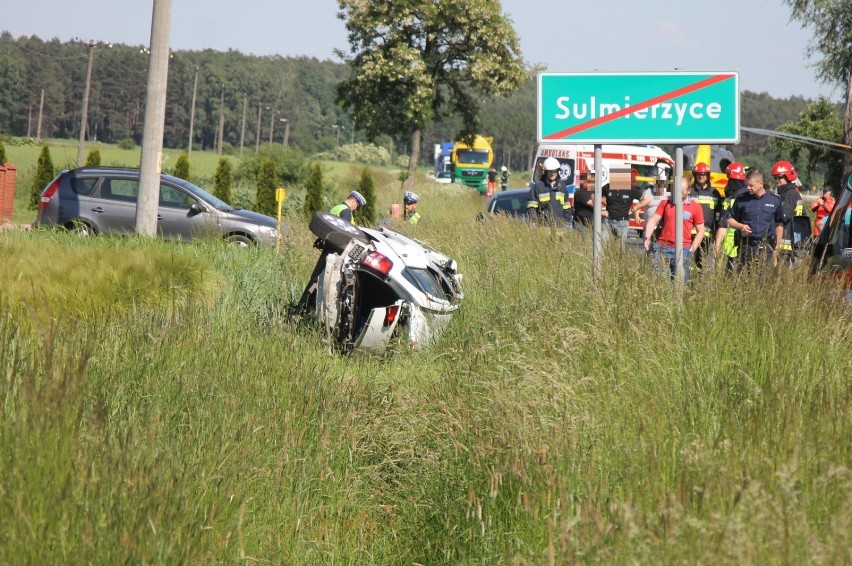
[771,160,798,182]
[725,162,746,181]
[692,162,711,174]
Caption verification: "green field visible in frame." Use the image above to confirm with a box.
[1,139,849,564]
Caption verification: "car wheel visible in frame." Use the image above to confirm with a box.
[309,211,368,243]
[67,221,95,237]
[225,234,253,247]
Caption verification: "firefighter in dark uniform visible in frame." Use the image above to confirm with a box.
[714,162,748,271]
[527,157,572,228]
[690,162,720,272]
[727,168,785,272]
[770,160,805,265]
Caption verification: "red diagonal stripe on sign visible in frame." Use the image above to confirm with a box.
[543,73,736,140]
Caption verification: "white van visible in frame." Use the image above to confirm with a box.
[530,143,674,190]
[530,144,675,229]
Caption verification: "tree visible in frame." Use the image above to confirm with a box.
[255,156,277,216]
[771,97,845,187]
[0,140,6,164]
[173,153,190,181]
[336,0,527,190]
[783,0,852,176]
[303,162,325,217]
[213,157,233,204]
[84,149,101,166]
[30,144,54,210]
[354,167,377,225]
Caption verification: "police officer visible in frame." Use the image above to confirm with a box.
[330,191,366,222]
[403,191,421,225]
[714,162,748,271]
[689,162,720,272]
[527,157,572,227]
[727,168,784,271]
[770,160,805,264]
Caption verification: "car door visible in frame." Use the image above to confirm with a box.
[95,177,139,235]
[157,182,205,241]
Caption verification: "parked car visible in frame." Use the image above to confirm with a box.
[434,171,453,184]
[35,167,279,246]
[485,188,529,219]
[810,173,852,300]
[297,212,464,355]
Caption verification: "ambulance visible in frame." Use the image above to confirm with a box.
[530,143,675,228]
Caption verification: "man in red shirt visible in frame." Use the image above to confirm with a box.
[642,177,705,282]
[811,187,835,236]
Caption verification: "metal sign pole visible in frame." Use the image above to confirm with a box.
[593,144,603,280]
[674,147,684,282]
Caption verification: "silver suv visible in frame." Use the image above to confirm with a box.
[35,167,279,246]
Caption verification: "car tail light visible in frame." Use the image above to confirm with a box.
[383,304,400,327]
[361,251,393,278]
[39,178,61,210]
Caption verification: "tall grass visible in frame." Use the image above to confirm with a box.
[0,183,849,563]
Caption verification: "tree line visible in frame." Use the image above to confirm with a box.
[0,32,836,175]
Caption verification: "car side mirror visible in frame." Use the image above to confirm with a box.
[190,202,206,214]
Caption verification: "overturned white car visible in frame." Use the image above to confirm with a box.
[297,212,464,355]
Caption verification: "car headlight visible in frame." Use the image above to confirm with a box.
[258,225,278,239]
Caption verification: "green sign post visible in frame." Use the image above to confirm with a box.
[537,72,739,144]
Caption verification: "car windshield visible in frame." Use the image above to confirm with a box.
[491,195,526,215]
[169,176,235,212]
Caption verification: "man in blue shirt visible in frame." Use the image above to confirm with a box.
[727,169,785,271]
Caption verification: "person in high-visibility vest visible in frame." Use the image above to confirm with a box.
[330,191,366,222]
[403,191,421,225]
[771,160,804,265]
[689,162,720,273]
[811,187,835,236]
[526,157,572,228]
[714,162,748,271]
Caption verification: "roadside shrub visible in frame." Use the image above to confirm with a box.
[29,145,54,210]
[0,140,6,164]
[255,157,277,216]
[395,154,410,169]
[213,157,233,204]
[354,168,377,225]
[173,153,190,180]
[302,163,324,217]
[337,142,392,166]
[84,149,101,166]
[117,138,135,150]
[236,145,309,187]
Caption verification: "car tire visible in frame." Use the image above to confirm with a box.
[225,234,253,247]
[67,220,95,237]
[309,211,368,243]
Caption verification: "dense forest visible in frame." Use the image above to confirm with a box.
[0,32,820,173]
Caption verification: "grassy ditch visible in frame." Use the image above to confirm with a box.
[0,198,850,563]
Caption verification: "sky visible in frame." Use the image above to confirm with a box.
[1,0,841,102]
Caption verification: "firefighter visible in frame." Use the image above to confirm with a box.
[330,191,366,223]
[500,166,510,191]
[771,160,804,264]
[727,168,784,272]
[714,161,748,271]
[527,157,572,227]
[689,162,720,272]
[403,191,421,225]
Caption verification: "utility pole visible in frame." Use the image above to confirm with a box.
[268,107,274,144]
[27,104,32,138]
[283,118,290,147]
[216,83,225,155]
[187,65,198,155]
[332,124,343,160]
[77,41,95,166]
[239,93,247,156]
[136,0,173,238]
[36,89,45,144]
[255,102,262,152]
